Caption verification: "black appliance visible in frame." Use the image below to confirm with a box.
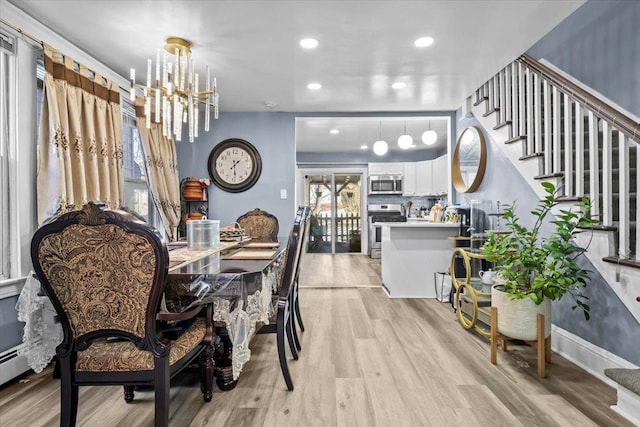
[457,207,471,237]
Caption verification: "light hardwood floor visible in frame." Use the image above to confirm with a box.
[0,254,631,426]
[298,253,382,288]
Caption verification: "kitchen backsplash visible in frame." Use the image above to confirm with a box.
[367,195,447,212]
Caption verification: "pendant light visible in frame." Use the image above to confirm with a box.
[373,121,388,156]
[422,120,438,145]
[397,121,413,149]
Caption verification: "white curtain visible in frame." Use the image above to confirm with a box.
[135,102,181,241]
[37,45,123,223]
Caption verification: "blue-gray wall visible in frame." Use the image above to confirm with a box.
[176,112,296,240]
[456,0,640,365]
[527,0,640,117]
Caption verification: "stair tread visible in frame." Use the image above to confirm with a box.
[482,108,499,117]
[505,135,527,144]
[520,152,544,160]
[473,96,489,106]
[557,196,586,202]
[494,121,512,130]
[578,224,618,231]
[534,172,564,180]
[603,256,640,269]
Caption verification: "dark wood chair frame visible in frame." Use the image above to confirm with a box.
[290,207,311,351]
[257,206,309,390]
[31,202,214,427]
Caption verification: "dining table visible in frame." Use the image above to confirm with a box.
[16,238,285,392]
[164,239,286,390]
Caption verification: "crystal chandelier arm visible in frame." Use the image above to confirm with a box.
[129,37,219,140]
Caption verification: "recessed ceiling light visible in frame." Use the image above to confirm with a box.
[307,82,322,90]
[360,145,368,150]
[391,82,407,89]
[300,38,319,49]
[329,129,340,134]
[414,36,435,48]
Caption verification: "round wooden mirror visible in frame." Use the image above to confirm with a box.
[452,126,487,193]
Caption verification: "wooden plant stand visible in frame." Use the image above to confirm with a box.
[490,306,551,378]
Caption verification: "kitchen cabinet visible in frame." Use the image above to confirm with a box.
[432,155,449,195]
[416,160,432,196]
[403,162,416,196]
[381,222,460,298]
[379,156,449,197]
[368,162,404,176]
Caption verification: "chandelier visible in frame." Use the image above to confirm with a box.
[129,37,219,142]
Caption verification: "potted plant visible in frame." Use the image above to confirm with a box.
[482,181,596,340]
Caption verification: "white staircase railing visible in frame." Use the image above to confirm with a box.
[474,54,640,262]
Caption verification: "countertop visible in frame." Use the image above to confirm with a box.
[382,221,460,228]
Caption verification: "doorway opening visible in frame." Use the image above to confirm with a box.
[304,173,363,254]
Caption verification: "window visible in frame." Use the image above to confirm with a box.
[0,33,14,280]
[121,101,154,223]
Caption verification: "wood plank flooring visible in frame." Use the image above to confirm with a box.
[298,253,382,288]
[0,254,631,426]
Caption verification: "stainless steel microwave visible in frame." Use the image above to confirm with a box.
[368,175,403,195]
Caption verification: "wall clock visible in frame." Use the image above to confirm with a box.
[207,138,262,193]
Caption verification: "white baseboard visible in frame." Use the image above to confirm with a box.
[551,325,638,388]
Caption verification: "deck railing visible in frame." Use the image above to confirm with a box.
[310,213,361,247]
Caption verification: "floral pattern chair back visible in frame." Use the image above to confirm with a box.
[30,202,214,426]
[236,208,279,242]
[32,202,164,342]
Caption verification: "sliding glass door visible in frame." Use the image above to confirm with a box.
[304,173,362,254]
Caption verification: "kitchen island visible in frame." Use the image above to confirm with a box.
[381,222,459,298]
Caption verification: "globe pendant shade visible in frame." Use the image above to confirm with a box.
[373,140,388,155]
[397,134,413,149]
[422,129,438,145]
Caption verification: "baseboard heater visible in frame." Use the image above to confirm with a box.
[0,345,30,386]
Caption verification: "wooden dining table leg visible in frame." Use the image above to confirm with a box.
[213,328,238,391]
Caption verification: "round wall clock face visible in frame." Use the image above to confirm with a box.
[207,138,262,193]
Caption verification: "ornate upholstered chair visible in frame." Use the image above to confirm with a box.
[257,206,310,390]
[31,202,214,427]
[236,208,279,242]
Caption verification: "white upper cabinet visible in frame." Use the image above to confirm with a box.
[416,160,432,196]
[369,158,448,196]
[431,155,449,195]
[368,162,404,176]
[403,162,416,196]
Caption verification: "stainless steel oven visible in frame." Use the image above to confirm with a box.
[367,204,406,259]
[369,223,383,259]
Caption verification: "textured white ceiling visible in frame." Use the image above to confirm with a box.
[4,0,585,152]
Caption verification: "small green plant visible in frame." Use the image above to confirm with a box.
[482,181,597,320]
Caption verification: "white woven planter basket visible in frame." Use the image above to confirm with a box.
[491,287,551,341]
